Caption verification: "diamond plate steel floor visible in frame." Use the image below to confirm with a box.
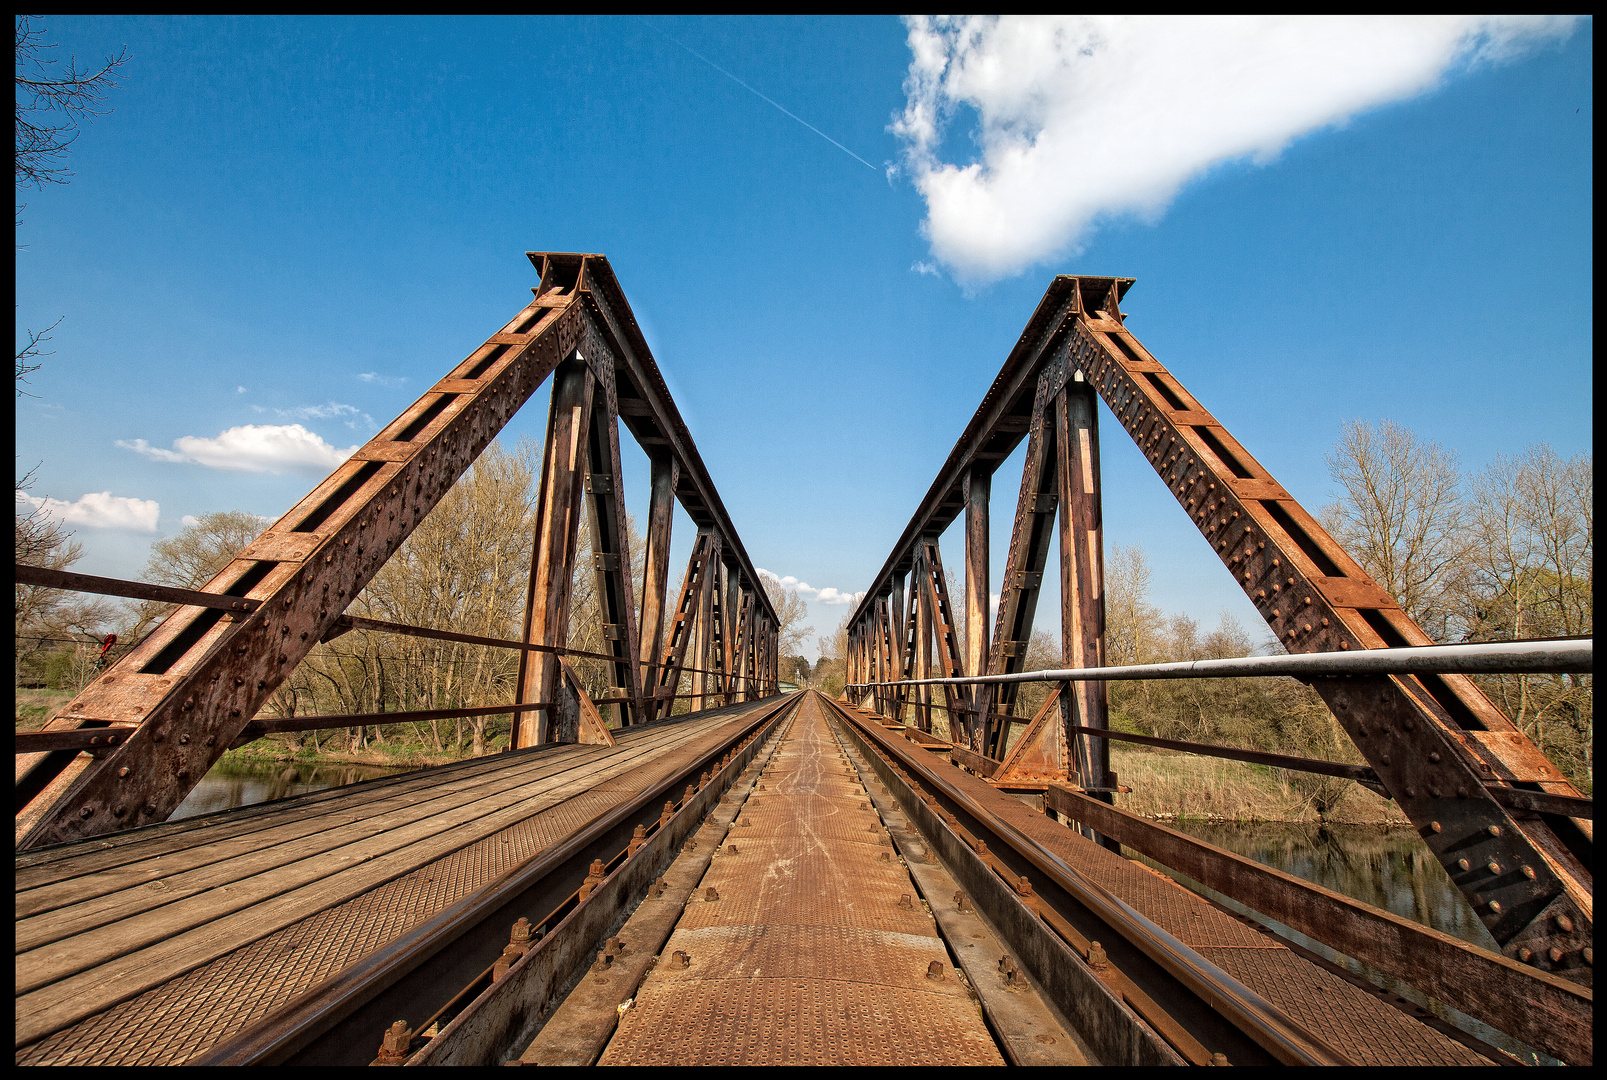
[601,695,1005,1066]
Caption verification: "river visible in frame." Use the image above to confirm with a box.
[169,759,420,821]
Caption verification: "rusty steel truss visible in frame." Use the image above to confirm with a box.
[842,275,1592,983]
[17,253,780,851]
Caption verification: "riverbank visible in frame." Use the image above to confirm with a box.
[1110,746,1410,825]
[213,736,472,770]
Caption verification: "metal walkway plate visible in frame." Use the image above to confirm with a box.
[601,695,1004,1066]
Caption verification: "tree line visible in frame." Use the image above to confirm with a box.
[15,438,817,759]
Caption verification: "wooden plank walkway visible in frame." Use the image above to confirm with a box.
[15,700,776,1066]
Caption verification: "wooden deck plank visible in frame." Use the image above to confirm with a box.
[14,705,738,879]
[15,731,689,946]
[17,743,621,918]
[17,721,710,990]
[15,705,766,1046]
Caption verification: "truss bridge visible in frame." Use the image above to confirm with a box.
[14,254,1592,1066]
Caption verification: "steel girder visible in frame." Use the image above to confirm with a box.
[17,252,779,851]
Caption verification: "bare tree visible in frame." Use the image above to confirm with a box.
[15,16,129,203]
[761,574,814,659]
[1322,419,1469,641]
[15,468,115,687]
[16,16,129,391]
[1461,445,1592,782]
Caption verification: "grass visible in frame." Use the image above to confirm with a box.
[1110,746,1410,825]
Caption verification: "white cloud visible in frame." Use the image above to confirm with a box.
[16,490,160,532]
[894,15,1581,285]
[911,261,940,276]
[117,424,359,476]
[276,401,360,421]
[359,372,407,388]
[236,386,247,394]
[758,568,866,607]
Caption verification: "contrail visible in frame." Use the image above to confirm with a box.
[648,23,880,173]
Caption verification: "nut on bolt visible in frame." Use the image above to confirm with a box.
[578,859,606,901]
[670,950,691,969]
[926,961,945,981]
[373,1020,413,1066]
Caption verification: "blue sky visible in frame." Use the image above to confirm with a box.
[15,16,1593,660]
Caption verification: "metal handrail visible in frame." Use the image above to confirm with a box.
[849,638,1591,691]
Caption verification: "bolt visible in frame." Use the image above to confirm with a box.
[590,949,613,973]
[650,877,667,898]
[953,891,971,912]
[705,887,720,902]
[495,943,525,980]
[727,844,739,855]
[898,894,914,910]
[671,950,691,969]
[374,1020,413,1065]
[578,859,606,901]
[1087,942,1109,970]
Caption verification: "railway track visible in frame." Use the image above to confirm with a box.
[820,693,1511,1067]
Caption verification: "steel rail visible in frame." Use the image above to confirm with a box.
[14,564,737,678]
[824,695,1352,1066]
[14,563,262,612]
[849,638,1592,690]
[192,695,798,1066]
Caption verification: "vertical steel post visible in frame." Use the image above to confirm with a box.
[963,466,991,750]
[637,453,679,723]
[515,355,595,746]
[1056,379,1109,794]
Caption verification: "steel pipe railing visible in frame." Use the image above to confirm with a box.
[849,638,1591,692]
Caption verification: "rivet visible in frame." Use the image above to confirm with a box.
[1557,915,1575,933]
[1489,901,1502,914]
[1430,821,1441,833]
[1457,858,1470,871]
[118,767,130,778]
[1487,862,1501,875]
[1549,947,1565,963]
[1487,825,1502,837]
[1518,948,1533,962]
[79,806,93,818]
[1429,752,1440,763]
[1521,865,1536,879]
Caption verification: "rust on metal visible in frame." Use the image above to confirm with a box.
[601,693,1005,1066]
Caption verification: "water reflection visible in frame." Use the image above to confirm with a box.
[170,759,418,821]
[1135,821,1548,1064]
